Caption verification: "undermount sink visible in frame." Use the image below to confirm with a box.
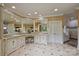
[12,35,20,36]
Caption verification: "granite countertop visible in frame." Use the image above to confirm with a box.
[3,32,48,39]
[3,32,38,39]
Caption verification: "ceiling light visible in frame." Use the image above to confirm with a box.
[34,12,38,14]
[54,8,58,11]
[12,6,16,9]
[27,13,31,16]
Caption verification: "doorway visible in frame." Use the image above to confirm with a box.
[65,19,78,48]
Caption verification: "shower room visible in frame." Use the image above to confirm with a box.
[64,16,78,47]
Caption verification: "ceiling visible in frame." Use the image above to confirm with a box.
[3,3,79,18]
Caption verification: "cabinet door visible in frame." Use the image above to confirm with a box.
[40,35,47,44]
[48,20,63,44]
[34,35,37,43]
[54,21,63,44]
[6,39,14,54]
[48,21,55,34]
[14,38,19,50]
[48,21,55,43]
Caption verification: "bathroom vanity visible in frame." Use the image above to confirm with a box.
[3,33,37,56]
[3,34,25,55]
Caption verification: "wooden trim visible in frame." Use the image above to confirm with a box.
[47,16,64,32]
[46,16,64,20]
[11,11,27,18]
[7,45,24,56]
[46,16,64,26]
[1,5,26,18]
[76,10,79,27]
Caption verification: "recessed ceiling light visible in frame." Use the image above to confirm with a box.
[27,13,31,16]
[34,12,38,14]
[12,6,16,9]
[54,8,58,11]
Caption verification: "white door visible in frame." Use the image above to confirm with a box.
[48,21,55,43]
[48,20,63,44]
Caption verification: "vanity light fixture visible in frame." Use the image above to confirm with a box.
[54,8,58,11]
[12,6,16,9]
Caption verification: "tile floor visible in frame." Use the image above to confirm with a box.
[9,43,79,56]
[66,39,77,47]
